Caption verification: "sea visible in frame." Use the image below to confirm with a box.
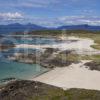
[0,36,61,84]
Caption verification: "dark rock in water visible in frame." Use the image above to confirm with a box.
[8,48,75,68]
[44,48,57,54]
[0,78,16,83]
[59,50,73,55]
[85,61,100,71]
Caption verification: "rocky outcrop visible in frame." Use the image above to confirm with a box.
[0,80,63,100]
[85,61,100,71]
[8,49,77,68]
[0,80,100,100]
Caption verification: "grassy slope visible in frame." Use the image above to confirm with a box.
[0,80,100,100]
[34,88,100,100]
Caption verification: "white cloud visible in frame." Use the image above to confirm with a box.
[57,16,100,26]
[19,16,100,27]
[18,0,60,8]
[0,0,60,8]
[0,12,23,21]
[0,14,100,27]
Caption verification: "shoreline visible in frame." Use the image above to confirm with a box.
[32,60,100,91]
[14,36,100,55]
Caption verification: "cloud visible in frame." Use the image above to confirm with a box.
[20,0,59,8]
[57,16,100,26]
[0,12,23,21]
[0,13,100,27]
[0,0,60,8]
[24,16,100,27]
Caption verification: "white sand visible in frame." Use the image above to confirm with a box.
[55,37,100,55]
[33,60,100,91]
[15,44,50,49]
[15,37,100,55]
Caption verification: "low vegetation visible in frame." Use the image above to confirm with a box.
[0,80,100,100]
[91,45,100,50]
[57,50,100,63]
[81,55,100,62]
[57,51,79,62]
[85,61,100,71]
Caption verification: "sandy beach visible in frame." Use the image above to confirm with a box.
[33,60,100,91]
[15,36,100,55]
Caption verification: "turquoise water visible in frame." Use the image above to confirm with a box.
[0,60,47,82]
[0,37,60,83]
[16,37,64,45]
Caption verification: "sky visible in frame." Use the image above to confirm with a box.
[0,0,100,27]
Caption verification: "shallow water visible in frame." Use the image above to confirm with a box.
[0,37,72,84]
[16,37,63,45]
[0,60,47,83]
[0,37,58,84]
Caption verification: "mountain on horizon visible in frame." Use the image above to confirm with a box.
[0,23,47,34]
[57,24,100,31]
[0,23,100,34]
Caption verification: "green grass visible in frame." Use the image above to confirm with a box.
[30,89,65,100]
[63,88,100,100]
[57,52,100,63]
[57,53,80,62]
[31,88,100,100]
[91,45,100,50]
[80,55,100,62]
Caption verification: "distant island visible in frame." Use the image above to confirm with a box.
[0,23,100,34]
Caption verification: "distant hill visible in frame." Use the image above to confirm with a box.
[0,23,47,34]
[0,23,100,34]
[57,24,100,31]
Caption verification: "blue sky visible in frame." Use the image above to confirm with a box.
[0,0,100,27]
